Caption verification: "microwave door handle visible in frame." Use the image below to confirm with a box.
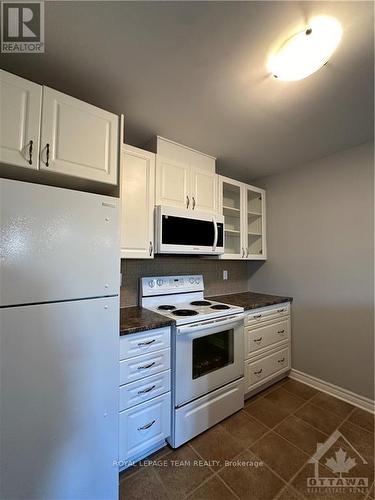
[177,314,244,336]
[213,217,218,251]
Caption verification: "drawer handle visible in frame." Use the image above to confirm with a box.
[137,362,155,370]
[277,330,285,334]
[254,368,263,375]
[137,420,156,431]
[278,357,285,363]
[138,339,156,347]
[138,385,156,395]
[277,309,285,313]
[254,314,262,319]
[254,337,263,343]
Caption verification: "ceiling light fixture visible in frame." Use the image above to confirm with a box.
[268,16,343,81]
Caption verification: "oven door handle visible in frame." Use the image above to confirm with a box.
[212,217,218,252]
[176,314,244,336]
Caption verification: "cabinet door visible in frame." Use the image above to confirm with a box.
[40,87,118,184]
[120,145,155,259]
[190,168,218,214]
[243,185,267,259]
[219,176,245,259]
[0,70,42,170]
[155,156,190,209]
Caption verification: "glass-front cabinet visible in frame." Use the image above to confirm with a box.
[219,176,266,260]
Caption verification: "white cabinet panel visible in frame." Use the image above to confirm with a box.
[244,185,267,259]
[245,346,290,393]
[119,369,171,411]
[191,168,218,214]
[245,318,290,357]
[119,393,171,462]
[120,145,155,259]
[155,156,190,209]
[120,327,170,360]
[120,348,171,385]
[245,303,290,327]
[40,87,118,184]
[0,70,42,170]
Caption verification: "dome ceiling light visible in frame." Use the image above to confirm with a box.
[268,16,343,81]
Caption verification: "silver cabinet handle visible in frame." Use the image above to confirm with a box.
[277,308,285,313]
[254,314,262,319]
[138,339,156,347]
[254,337,262,343]
[277,329,285,334]
[138,385,156,395]
[186,196,190,209]
[28,140,33,165]
[192,197,196,209]
[254,368,263,375]
[246,247,249,258]
[45,143,50,167]
[278,357,285,363]
[137,361,155,370]
[149,241,153,256]
[242,247,245,258]
[137,420,155,431]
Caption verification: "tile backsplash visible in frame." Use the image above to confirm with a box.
[120,256,250,307]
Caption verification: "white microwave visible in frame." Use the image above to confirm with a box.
[155,206,224,255]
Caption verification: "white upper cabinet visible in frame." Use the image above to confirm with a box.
[155,156,190,209]
[120,145,155,259]
[40,87,119,184]
[219,175,266,260]
[190,168,218,213]
[0,70,42,170]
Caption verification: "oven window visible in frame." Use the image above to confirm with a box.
[192,330,234,379]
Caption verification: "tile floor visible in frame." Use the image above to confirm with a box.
[120,378,374,500]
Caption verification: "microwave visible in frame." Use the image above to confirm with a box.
[155,206,224,255]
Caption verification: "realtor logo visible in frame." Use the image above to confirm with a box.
[1,1,44,53]
[307,430,369,495]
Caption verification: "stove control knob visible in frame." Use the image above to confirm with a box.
[157,279,163,286]
[189,277,195,284]
[195,278,200,284]
[148,280,155,288]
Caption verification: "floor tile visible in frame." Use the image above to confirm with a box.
[187,476,236,500]
[264,387,306,413]
[348,408,375,434]
[243,395,290,428]
[276,485,304,500]
[250,431,309,481]
[219,449,285,500]
[154,444,213,499]
[339,421,374,466]
[291,462,366,500]
[274,414,329,456]
[220,410,268,447]
[190,424,245,471]
[295,402,345,435]
[310,391,354,418]
[119,466,168,500]
[282,378,319,400]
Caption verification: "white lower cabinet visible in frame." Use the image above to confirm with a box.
[244,302,291,396]
[119,327,171,468]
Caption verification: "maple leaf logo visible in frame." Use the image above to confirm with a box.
[325,448,357,476]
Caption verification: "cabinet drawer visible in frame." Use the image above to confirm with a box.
[119,393,171,462]
[120,348,170,385]
[245,346,289,390]
[119,370,171,411]
[120,327,170,361]
[245,319,290,358]
[245,303,290,327]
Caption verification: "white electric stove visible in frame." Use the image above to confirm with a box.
[141,275,245,448]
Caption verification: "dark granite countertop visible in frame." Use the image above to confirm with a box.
[207,291,292,311]
[120,306,175,336]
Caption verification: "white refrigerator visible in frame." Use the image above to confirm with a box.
[0,179,120,500]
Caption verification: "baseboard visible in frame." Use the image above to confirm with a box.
[289,369,374,414]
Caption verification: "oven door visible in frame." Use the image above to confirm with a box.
[174,314,244,407]
[156,205,224,255]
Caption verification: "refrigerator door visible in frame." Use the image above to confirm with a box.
[0,296,119,500]
[0,179,120,307]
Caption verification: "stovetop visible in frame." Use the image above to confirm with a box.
[140,275,244,325]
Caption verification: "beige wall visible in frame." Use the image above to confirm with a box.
[248,142,374,399]
[121,257,249,307]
